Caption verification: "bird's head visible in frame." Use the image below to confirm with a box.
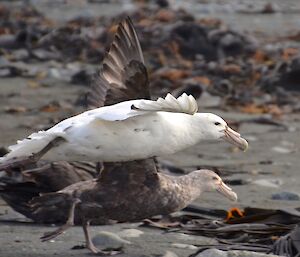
[195,113,248,151]
[192,169,238,202]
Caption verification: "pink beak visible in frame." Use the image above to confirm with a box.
[221,126,248,151]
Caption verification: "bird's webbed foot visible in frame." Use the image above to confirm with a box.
[87,243,122,255]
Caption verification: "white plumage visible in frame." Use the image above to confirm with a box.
[0,18,248,165]
[134,93,198,114]
[2,93,232,162]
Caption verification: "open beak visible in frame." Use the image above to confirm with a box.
[216,181,238,202]
[221,126,248,151]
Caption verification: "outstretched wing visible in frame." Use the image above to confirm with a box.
[88,17,150,108]
[0,17,158,223]
[88,17,158,177]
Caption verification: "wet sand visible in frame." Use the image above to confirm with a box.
[1,1,300,256]
[1,74,300,257]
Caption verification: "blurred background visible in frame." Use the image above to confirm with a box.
[0,0,300,256]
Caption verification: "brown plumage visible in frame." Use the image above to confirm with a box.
[1,17,238,255]
[0,17,150,224]
[0,161,97,223]
[87,16,150,108]
[30,162,237,254]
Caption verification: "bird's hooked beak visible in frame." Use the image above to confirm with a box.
[221,126,248,151]
[216,181,238,202]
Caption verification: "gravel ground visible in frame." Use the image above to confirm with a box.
[1,1,300,256]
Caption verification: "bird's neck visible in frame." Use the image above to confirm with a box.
[158,113,213,154]
[173,173,205,203]
[152,172,208,214]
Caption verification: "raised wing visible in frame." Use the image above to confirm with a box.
[0,18,159,220]
[88,17,158,178]
[88,17,150,108]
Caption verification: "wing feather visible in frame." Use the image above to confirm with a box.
[88,17,149,108]
[132,93,198,115]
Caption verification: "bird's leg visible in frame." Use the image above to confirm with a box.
[82,220,121,255]
[82,220,99,254]
[40,198,80,242]
[96,162,104,177]
[0,137,65,171]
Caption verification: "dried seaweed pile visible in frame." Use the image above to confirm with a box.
[0,3,300,117]
[143,205,300,256]
[1,2,300,257]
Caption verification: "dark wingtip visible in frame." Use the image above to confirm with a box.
[88,16,148,108]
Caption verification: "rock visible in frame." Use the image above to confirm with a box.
[171,243,197,250]
[252,178,282,188]
[261,56,300,93]
[172,83,203,100]
[4,106,27,114]
[272,191,300,201]
[48,68,73,82]
[0,34,22,49]
[170,23,216,60]
[208,29,256,58]
[92,231,131,250]
[71,70,92,85]
[219,33,244,56]
[279,56,300,92]
[272,146,294,154]
[155,0,170,8]
[195,249,282,257]
[156,9,176,22]
[0,147,8,157]
[32,49,60,61]
[162,250,179,257]
[118,228,144,238]
[261,3,279,14]
[214,79,233,96]
[0,66,24,77]
[11,49,29,61]
[228,250,281,257]
[197,92,221,108]
[195,249,227,257]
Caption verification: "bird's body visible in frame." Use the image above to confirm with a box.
[34,170,204,223]
[0,17,245,255]
[46,111,199,162]
[1,94,247,163]
[30,162,237,254]
[0,17,246,231]
[0,161,97,224]
[0,14,248,165]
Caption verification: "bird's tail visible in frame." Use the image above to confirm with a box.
[30,193,79,241]
[30,192,74,224]
[0,163,44,220]
[0,131,64,164]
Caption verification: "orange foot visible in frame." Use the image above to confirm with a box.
[226,207,244,221]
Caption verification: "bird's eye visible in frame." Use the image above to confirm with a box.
[212,176,219,180]
[214,122,221,126]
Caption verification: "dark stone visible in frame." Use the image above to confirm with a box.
[174,83,203,99]
[272,191,300,201]
[156,0,169,8]
[278,57,300,91]
[0,147,8,157]
[71,70,92,85]
[170,23,216,60]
